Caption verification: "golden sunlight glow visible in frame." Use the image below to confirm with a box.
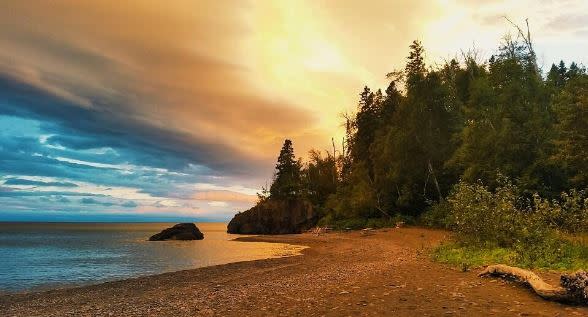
[247,1,377,150]
[1,0,586,167]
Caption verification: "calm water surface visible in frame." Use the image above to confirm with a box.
[0,222,305,293]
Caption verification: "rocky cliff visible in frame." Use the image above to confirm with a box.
[227,199,316,234]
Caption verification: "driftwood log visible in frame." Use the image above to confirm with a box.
[479,264,588,304]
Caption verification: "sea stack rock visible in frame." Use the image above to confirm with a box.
[227,199,316,234]
[149,223,204,241]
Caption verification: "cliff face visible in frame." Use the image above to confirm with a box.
[227,199,316,234]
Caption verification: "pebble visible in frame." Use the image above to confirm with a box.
[4,230,587,317]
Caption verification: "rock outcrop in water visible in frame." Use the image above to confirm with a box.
[227,199,316,234]
[149,223,204,241]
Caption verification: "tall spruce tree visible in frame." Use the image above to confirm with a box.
[269,139,302,199]
[373,41,455,212]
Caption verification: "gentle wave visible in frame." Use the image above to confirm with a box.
[0,222,304,293]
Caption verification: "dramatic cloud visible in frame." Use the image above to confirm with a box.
[3,178,78,188]
[80,198,114,207]
[194,190,257,204]
[0,1,586,221]
[0,1,315,171]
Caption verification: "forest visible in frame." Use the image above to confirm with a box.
[260,31,588,270]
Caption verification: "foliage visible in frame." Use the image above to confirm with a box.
[302,149,338,206]
[446,178,529,247]
[435,177,588,269]
[419,200,452,228]
[433,241,588,271]
[317,214,407,230]
[552,76,588,189]
[445,177,588,245]
[433,243,516,269]
[258,34,588,240]
[533,189,588,233]
[269,139,303,199]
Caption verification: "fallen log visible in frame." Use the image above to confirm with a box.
[478,264,588,304]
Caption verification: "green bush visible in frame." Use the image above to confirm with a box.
[335,218,368,230]
[447,178,533,247]
[434,241,588,270]
[433,243,517,268]
[317,215,405,230]
[534,189,588,233]
[420,200,452,228]
[437,177,588,269]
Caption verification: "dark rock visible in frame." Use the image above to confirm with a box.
[149,223,204,241]
[227,199,316,234]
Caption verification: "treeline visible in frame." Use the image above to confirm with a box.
[263,35,588,230]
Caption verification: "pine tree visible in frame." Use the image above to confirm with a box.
[558,61,568,82]
[552,76,588,188]
[351,86,380,176]
[405,40,426,88]
[567,62,584,80]
[450,36,551,192]
[269,139,302,199]
[547,63,565,88]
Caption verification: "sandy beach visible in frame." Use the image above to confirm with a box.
[1,227,586,316]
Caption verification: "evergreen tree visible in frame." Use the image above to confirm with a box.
[558,61,568,82]
[375,42,456,211]
[260,36,588,228]
[350,86,381,173]
[450,37,551,192]
[303,149,338,206]
[405,40,426,87]
[567,62,585,80]
[269,139,302,199]
[552,75,588,188]
[547,63,565,88]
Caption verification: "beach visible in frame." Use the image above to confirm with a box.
[1,227,585,316]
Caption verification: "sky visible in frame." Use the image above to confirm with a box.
[1,0,587,221]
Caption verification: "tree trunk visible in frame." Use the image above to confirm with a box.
[479,265,571,302]
[427,160,443,202]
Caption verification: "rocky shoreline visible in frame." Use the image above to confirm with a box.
[227,199,316,234]
[1,228,585,316]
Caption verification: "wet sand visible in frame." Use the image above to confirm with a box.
[1,227,586,316]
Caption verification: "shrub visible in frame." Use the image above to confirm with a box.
[438,177,588,269]
[317,214,405,230]
[420,200,452,228]
[447,178,533,247]
[534,189,588,233]
[434,240,588,270]
[433,243,517,268]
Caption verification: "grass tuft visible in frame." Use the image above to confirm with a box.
[433,240,588,271]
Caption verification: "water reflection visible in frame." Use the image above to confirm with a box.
[0,222,305,293]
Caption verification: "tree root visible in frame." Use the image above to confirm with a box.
[479,264,588,304]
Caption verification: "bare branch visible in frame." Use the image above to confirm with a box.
[503,16,535,58]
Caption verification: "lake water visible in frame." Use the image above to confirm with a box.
[0,222,304,293]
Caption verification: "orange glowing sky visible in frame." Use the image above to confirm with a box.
[0,0,586,220]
